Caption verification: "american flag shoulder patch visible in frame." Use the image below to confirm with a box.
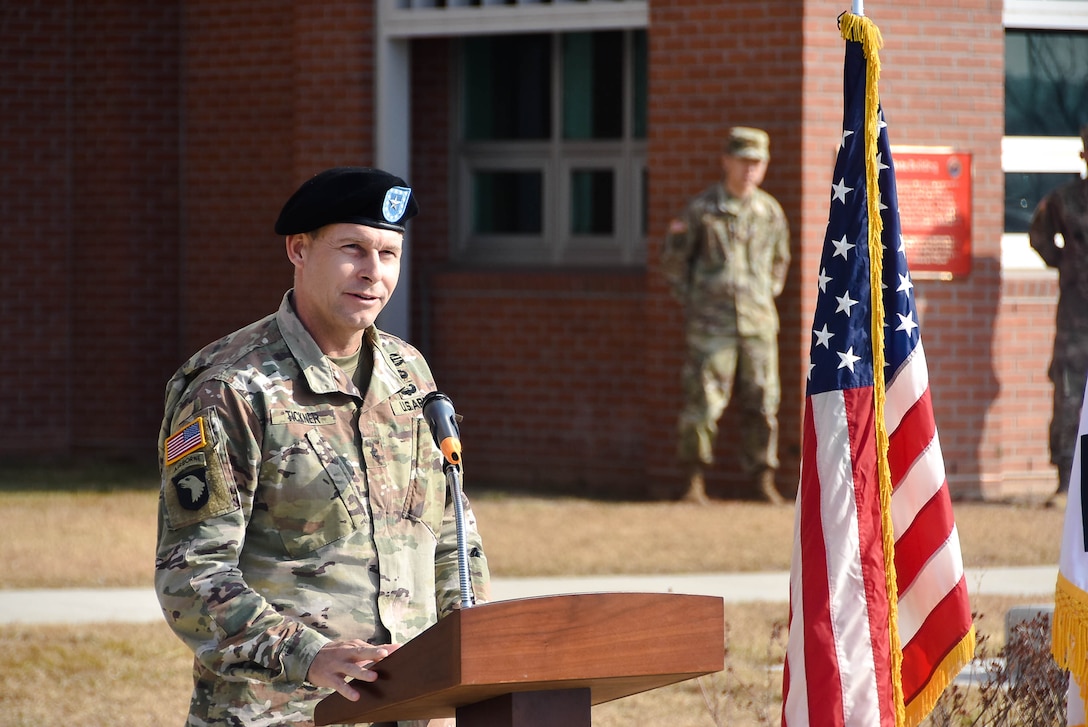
[164,417,206,465]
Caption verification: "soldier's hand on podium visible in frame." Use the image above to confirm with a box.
[308,639,402,701]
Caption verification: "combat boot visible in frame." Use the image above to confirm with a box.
[682,466,711,505]
[1047,460,1072,509]
[757,468,786,505]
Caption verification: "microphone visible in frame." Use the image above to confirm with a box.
[421,391,462,468]
[422,391,474,608]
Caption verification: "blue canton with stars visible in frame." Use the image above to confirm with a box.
[808,39,921,398]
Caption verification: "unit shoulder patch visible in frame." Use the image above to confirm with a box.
[162,412,239,529]
[173,464,210,511]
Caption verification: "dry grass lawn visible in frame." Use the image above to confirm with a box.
[0,463,1068,726]
[0,596,1036,727]
[0,488,1066,588]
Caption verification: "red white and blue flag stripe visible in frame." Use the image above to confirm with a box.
[782,15,975,727]
[164,417,206,465]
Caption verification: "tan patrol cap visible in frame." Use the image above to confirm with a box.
[727,126,770,161]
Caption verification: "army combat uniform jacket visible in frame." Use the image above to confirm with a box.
[661,183,790,339]
[155,292,490,726]
[1031,177,1088,344]
[1030,177,1088,475]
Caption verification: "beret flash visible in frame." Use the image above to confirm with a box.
[274,167,419,235]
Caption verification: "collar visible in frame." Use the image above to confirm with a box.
[716,183,760,214]
[276,290,410,405]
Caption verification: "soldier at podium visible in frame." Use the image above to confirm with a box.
[154,167,490,726]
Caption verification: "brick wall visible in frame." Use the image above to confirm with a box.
[178,0,377,356]
[1,1,75,453]
[642,0,1013,500]
[180,0,305,357]
[0,0,182,457]
[647,0,806,498]
[409,38,650,494]
[0,0,1061,500]
[994,275,1060,495]
[796,0,1012,500]
[71,0,182,455]
[858,0,1010,498]
[424,271,649,494]
[0,0,376,461]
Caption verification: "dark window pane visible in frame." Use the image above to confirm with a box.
[563,32,623,140]
[1005,172,1080,233]
[464,36,551,140]
[570,169,614,234]
[473,171,543,234]
[1006,30,1088,137]
[633,30,648,139]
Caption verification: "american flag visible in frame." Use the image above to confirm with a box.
[781,14,975,727]
[165,417,205,465]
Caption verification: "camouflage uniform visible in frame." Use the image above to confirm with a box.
[662,181,790,480]
[155,291,490,726]
[1030,167,1088,494]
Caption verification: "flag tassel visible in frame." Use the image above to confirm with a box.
[903,630,977,727]
[1055,572,1088,706]
[840,12,908,727]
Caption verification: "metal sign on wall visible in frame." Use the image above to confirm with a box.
[891,146,972,279]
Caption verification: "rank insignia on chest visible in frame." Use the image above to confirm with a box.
[164,417,206,465]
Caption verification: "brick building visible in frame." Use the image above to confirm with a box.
[2,0,1085,500]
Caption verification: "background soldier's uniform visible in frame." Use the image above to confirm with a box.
[1030,159,1088,496]
[155,292,490,726]
[662,172,790,500]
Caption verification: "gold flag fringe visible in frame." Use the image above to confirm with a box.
[839,13,906,727]
[1054,571,1088,716]
[903,627,977,727]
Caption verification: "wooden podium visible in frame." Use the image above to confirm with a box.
[314,592,724,726]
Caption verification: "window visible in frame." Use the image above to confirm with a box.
[455,30,648,266]
[1002,3,1088,268]
[1005,171,1080,233]
[1006,30,1088,137]
[1004,28,1088,232]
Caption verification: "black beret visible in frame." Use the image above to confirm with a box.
[274,167,419,235]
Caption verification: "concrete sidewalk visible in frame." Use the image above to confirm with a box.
[0,565,1059,625]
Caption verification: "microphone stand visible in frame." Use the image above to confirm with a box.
[422,391,475,609]
[443,460,474,610]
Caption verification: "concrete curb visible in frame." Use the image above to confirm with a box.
[0,566,1059,625]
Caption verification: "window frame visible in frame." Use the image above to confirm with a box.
[1002,1,1088,270]
[452,30,648,268]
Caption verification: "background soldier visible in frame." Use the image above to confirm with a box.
[154,167,489,726]
[1030,125,1088,505]
[662,127,791,504]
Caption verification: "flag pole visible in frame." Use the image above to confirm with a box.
[853,0,864,16]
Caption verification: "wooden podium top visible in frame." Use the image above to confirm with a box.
[314,591,725,725]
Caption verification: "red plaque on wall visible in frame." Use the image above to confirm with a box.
[891,147,972,279]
